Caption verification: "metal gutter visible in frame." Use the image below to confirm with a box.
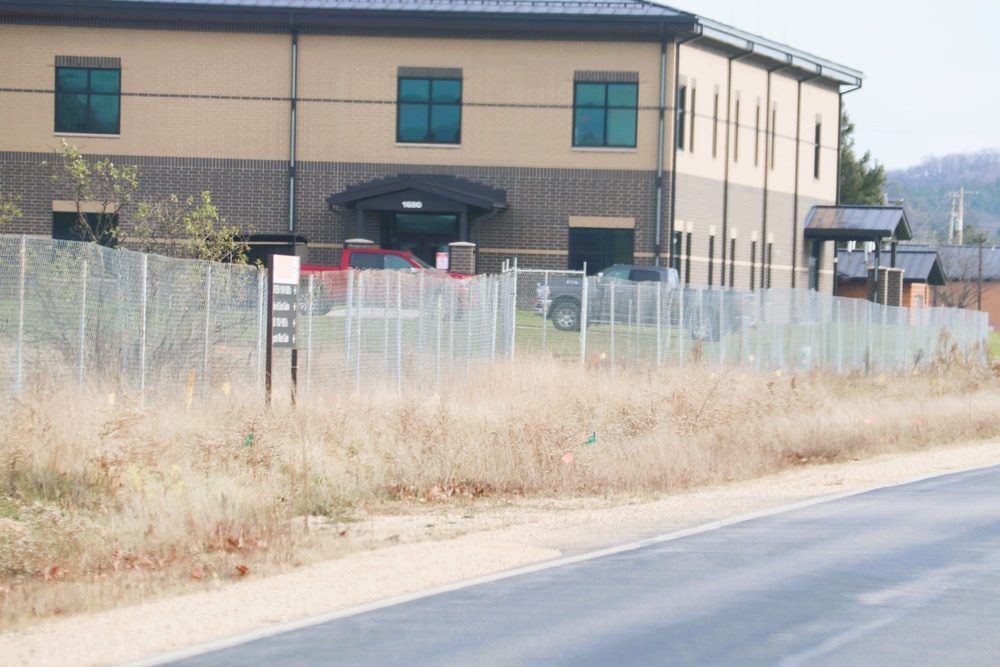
[288,26,298,233]
[761,57,793,288]
[664,28,703,271]
[792,68,822,289]
[696,17,863,86]
[720,40,754,287]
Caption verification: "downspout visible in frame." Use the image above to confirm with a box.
[288,27,299,234]
[792,69,821,289]
[658,26,702,268]
[836,78,862,296]
[837,79,863,205]
[721,41,754,286]
[760,58,792,289]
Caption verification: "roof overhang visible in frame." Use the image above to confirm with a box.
[804,205,912,243]
[327,174,507,216]
[2,0,701,36]
[836,248,947,286]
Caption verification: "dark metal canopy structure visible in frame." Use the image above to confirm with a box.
[804,205,912,243]
[837,248,947,286]
[327,174,507,241]
[327,174,506,214]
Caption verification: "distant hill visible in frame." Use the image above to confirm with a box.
[884,149,1000,244]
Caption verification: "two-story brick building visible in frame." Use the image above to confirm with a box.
[0,0,862,291]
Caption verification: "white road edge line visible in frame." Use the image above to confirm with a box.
[121,460,1000,667]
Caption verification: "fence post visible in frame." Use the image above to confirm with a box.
[609,284,616,372]
[140,254,148,407]
[541,271,549,357]
[257,268,265,397]
[15,236,26,396]
[78,258,87,389]
[354,270,364,393]
[436,293,442,394]
[580,264,588,365]
[396,271,403,394]
[202,263,212,399]
[383,273,390,377]
[307,274,314,395]
[509,260,517,363]
[345,270,355,365]
[655,282,662,367]
[635,283,642,367]
[490,279,499,365]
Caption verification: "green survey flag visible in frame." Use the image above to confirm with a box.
[585,432,596,445]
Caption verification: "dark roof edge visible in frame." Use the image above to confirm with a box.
[1,0,701,35]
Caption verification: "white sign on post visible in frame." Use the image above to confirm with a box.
[271,255,300,349]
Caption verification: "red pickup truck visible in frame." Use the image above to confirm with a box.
[301,247,471,279]
[299,248,471,314]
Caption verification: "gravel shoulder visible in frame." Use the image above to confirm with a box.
[6,440,1000,667]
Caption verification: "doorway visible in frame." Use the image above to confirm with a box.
[390,214,459,266]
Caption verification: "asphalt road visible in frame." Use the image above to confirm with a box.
[149,464,1000,667]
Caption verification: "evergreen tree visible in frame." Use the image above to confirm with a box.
[839,111,887,205]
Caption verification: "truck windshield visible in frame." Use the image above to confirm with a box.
[407,254,435,270]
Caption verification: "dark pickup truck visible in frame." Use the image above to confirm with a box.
[534,264,738,340]
[535,264,680,331]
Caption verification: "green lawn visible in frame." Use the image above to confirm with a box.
[989,331,1000,361]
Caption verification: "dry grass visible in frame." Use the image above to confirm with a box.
[2,353,1000,627]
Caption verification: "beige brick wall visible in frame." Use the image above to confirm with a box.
[295,34,662,169]
[1,24,290,159]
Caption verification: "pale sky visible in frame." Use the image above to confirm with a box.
[665,0,999,171]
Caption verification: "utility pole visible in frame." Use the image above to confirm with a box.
[957,186,965,246]
[947,187,978,244]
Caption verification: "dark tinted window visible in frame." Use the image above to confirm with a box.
[55,67,120,134]
[397,77,462,144]
[573,82,637,148]
[568,228,634,274]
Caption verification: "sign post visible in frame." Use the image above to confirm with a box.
[265,254,300,405]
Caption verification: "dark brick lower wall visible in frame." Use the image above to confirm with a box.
[3,151,828,285]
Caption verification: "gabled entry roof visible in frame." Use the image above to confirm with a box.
[804,205,912,242]
[837,248,947,286]
[327,174,507,214]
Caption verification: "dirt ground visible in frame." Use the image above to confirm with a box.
[4,440,1000,667]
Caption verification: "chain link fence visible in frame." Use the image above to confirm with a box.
[511,267,988,373]
[0,236,988,405]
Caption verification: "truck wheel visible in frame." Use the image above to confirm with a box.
[551,300,581,331]
[688,308,719,341]
[299,284,332,316]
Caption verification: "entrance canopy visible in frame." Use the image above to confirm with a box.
[804,205,912,243]
[327,174,507,215]
[327,174,507,244]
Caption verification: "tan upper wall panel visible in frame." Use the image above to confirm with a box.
[296,34,663,169]
[674,44,728,182]
[1,25,290,97]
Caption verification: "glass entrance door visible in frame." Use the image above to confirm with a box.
[391,214,460,267]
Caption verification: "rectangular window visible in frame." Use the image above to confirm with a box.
[689,88,697,154]
[675,85,686,150]
[573,80,638,148]
[712,93,719,158]
[397,75,462,144]
[568,228,634,273]
[55,65,120,134]
[770,108,777,170]
[733,99,740,163]
[814,122,822,179]
[754,104,761,167]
